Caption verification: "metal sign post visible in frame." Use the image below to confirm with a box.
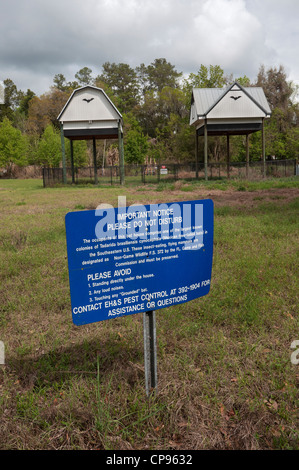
[143,310,158,396]
[65,199,214,397]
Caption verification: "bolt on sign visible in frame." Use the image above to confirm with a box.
[65,199,214,326]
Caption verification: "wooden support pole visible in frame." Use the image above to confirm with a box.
[93,138,98,185]
[262,118,266,178]
[70,139,75,184]
[102,139,106,172]
[204,120,208,181]
[118,121,125,185]
[195,130,199,179]
[60,123,67,184]
[226,134,230,179]
[246,134,249,179]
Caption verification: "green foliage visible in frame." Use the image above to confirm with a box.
[235,75,251,87]
[18,89,36,117]
[256,65,294,111]
[66,139,89,168]
[285,126,299,157]
[97,62,140,113]
[75,67,93,86]
[135,90,160,137]
[37,124,62,167]
[220,65,299,162]
[0,79,22,122]
[1,60,299,170]
[0,117,28,170]
[183,64,227,98]
[123,114,148,164]
[159,86,187,120]
[53,73,69,91]
[137,58,182,94]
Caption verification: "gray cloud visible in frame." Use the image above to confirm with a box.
[0,0,298,94]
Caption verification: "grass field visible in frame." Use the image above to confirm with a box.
[0,177,298,450]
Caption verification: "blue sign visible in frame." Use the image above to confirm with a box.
[65,199,213,326]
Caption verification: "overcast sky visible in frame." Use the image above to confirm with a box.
[1,0,299,95]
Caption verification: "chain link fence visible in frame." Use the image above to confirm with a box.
[42,159,297,187]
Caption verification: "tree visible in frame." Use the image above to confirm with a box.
[53,69,94,92]
[37,124,62,167]
[11,89,36,133]
[234,75,251,87]
[0,79,23,122]
[134,90,160,137]
[75,67,94,86]
[136,86,188,140]
[97,62,140,113]
[255,65,294,111]
[183,64,227,98]
[123,113,148,164]
[156,112,193,163]
[18,89,36,117]
[136,58,182,95]
[53,74,68,92]
[66,140,89,168]
[144,88,191,161]
[53,74,79,93]
[27,88,69,134]
[159,86,187,120]
[93,77,121,110]
[135,63,148,97]
[255,64,299,159]
[66,80,80,92]
[0,118,28,173]
[285,126,299,159]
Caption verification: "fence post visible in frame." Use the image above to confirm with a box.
[141,165,144,184]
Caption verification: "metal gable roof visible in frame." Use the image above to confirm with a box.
[245,87,271,115]
[192,88,223,117]
[191,81,271,120]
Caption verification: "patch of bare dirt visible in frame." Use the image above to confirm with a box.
[126,186,299,209]
[197,187,299,208]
